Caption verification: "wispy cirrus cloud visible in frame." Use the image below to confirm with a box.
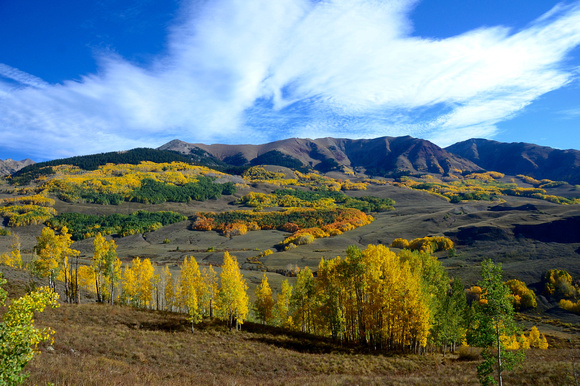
[1,0,580,160]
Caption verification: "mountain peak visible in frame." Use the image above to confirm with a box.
[0,158,35,175]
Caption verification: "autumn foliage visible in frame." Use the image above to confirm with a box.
[505,279,537,310]
[390,236,454,253]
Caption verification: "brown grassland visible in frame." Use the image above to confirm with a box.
[0,268,577,386]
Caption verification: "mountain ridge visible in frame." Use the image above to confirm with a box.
[160,136,580,183]
[159,136,482,176]
[6,136,580,185]
[0,158,34,175]
[446,138,580,184]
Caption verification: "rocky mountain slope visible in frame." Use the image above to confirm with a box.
[161,136,580,184]
[0,158,34,175]
[159,136,481,175]
[446,139,580,184]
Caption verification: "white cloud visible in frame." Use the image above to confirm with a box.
[559,107,580,119]
[0,63,49,89]
[1,0,580,159]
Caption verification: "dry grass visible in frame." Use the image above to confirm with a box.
[14,299,576,386]
[25,302,476,385]
[0,268,577,385]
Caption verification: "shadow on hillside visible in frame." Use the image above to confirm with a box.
[246,334,359,354]
[242,322,391,356]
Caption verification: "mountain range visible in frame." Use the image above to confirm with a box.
[159,136,580,184]
[3,136,580,185]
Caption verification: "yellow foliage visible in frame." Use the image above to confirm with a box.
[544,269,577,298]
[0,194,55,207]
[274,279,293,327]
[390,238,410,249]
[242,166,285,181]
[0,252,20,268]
[559,298,580,314]
[500,334,520,350]
[517,174,541,186]
[254,274,275,324]
[341,180,368,191]
[218,252,249,329]
[523,326,549,349]
[0,236,22,268]
[259,249,273,257]
[120,257,154,308]
[505,279,537,310]
[407,236,454,253]
[284,233,315,246]
[223,222,248,238]
[37,162,224,201]
[0,205,57,227]
[77,265,97,293]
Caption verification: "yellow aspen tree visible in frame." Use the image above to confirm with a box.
[315,256,345,340]
[107,258,122,305]
[0,253,10,267]
[201,265,218,318]
[362,244,395,347]
[0,249,21,269]
[56,226,80,304]
[528,326,541,348]
[217,252,248,330]
[178,256,202,331]
[91,233,121,304]
[365,244,401,349]
[77,265,97,302]
[399,261,431,350]
[519,334,530,349]
[34,227,60,292]
[152,271,161,310]
[0,234,22,269]
[291,266,316,333]
[274,279,293,328]
[120,261,138,306]
[34,226,79,302]
[254,274,274,325]
[120,257,153,307]
[135,258,154,308]
[163,266,175,312]
[539,334,549,349]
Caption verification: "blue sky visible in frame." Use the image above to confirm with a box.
[1,0,580,161]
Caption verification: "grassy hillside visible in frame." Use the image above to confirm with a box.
[0,267,576,386]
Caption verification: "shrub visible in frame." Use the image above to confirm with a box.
[390,238,410,249]
[544,269,577,298]
[559,299,580,314]
[505,279,538,310]
[505,279,537,310]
